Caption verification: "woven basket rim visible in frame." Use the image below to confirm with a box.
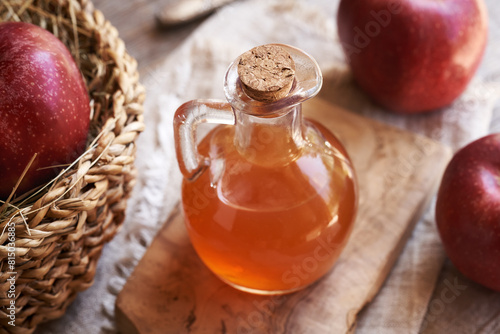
[0,0,144,224]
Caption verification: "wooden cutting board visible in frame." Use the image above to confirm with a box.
[115,98,451,333]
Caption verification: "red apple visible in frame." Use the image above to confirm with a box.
[0,22,90,200]
[436,134,500,291]
[337,0,488,113]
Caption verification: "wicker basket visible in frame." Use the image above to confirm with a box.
[0,0,145,332]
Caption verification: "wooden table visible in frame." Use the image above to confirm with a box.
[92,1,500,333]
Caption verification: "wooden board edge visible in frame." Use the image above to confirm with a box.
[346,146,452,333]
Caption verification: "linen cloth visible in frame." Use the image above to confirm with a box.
[38,0,500,333]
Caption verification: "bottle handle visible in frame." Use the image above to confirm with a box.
[173,99,235,180]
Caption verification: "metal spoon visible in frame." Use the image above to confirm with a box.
[156,0,236,28]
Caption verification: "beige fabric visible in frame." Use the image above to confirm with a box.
[38,0,500,332]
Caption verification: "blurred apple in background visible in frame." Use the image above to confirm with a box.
[436,134,500,292]
[0,22,90,200]
[337,0,488,113]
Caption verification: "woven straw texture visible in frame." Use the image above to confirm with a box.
[0,0,145,332]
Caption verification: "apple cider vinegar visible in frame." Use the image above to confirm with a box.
[182,121,357,294]
[174,44,358,294]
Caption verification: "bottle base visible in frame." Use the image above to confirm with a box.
[219,276,311,296]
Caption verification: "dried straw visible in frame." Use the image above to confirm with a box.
[0,1,145,332]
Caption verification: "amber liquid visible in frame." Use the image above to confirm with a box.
[182,120,357,294]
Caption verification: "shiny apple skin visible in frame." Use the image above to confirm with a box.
[436,134,500,291]
[337,0,488,113]
[0,22,90,199]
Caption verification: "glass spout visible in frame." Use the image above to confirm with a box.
[224,44,323,117]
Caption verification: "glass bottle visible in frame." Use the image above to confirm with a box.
[174,44,358,295]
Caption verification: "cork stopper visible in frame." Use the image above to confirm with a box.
[237,45,295,102]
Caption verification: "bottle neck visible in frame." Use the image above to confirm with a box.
[234,105,303,167]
